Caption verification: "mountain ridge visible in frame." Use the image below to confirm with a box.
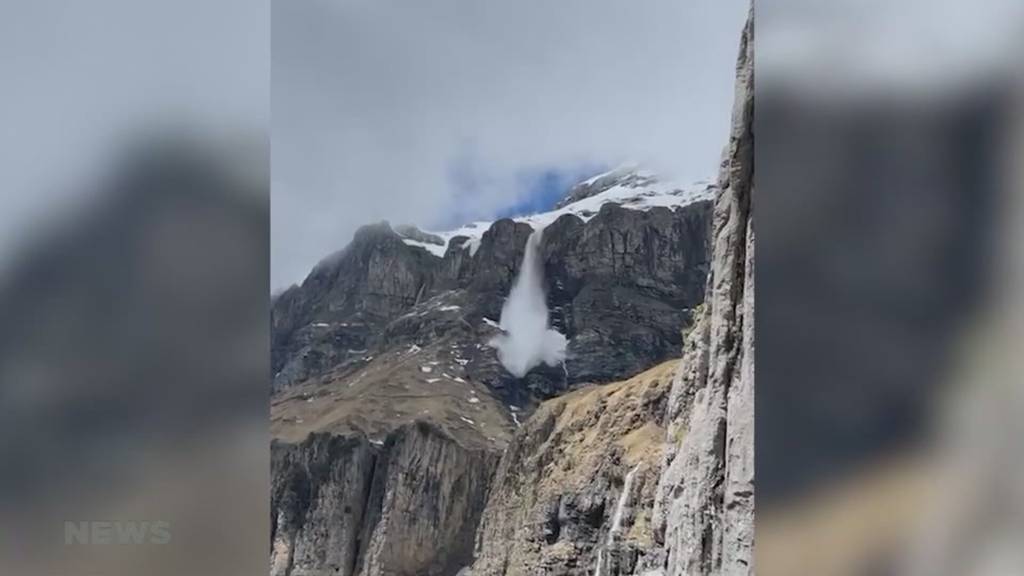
[271,166,714,402]
[384,167,714,260]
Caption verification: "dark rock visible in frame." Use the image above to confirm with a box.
[470,362,678,576]
[271,423,499,576]
[649,9,754,575]
[543,201,712,387]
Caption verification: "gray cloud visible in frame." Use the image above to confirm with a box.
[272,0,749,289]
[0,0,268,274]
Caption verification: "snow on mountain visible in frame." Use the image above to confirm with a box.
[398,237,449,258]
[398,166,715,257]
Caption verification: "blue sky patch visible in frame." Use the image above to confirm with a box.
[438,154,607,230]
[496,165,606,219]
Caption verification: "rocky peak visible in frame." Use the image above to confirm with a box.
[555,164,654,209]
[394,224,445,247]
[553,165,711,216]
[353,220,396,241]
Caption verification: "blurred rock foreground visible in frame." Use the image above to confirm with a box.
[0,135,270,576]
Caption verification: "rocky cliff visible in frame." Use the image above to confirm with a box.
[650,10,754,575]
[271,422,498,576]
[470,361,677,576]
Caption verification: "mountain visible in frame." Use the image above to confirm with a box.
[270,7,753,575]
[269,167,715,575]
[270,167,714,410]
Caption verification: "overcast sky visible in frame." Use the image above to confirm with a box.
[272,0,750,289]
[0,0,267,278]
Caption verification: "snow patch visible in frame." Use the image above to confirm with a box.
[401,238,447,257]
[417,168,711,260]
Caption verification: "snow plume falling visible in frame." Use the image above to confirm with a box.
[490,227,567,377]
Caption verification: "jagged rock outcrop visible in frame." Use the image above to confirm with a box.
[544,203,710,385]
[271,422,499,576]
[469,362,678,576]
[649,10,754,576]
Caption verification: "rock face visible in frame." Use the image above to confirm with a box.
[271,183,712,406]
[470,361,678,576]
[271,422,498,576]
[649,10,754,575]
[543,204,711,386]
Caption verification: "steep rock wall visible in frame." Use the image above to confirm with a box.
[470,362,678,576]
[650,9,754,576]
[271,423,499,576]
